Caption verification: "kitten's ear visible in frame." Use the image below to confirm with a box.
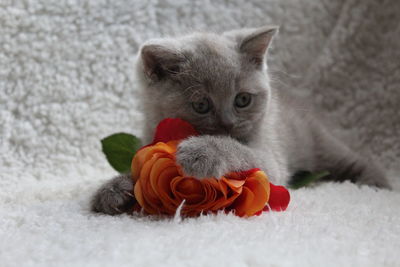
[140,44,185,81]
[239,26,278,66]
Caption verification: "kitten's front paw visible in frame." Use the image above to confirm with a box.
[176,137,226,179]
[91,174,136,215]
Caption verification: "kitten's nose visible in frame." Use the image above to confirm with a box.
[221,122,234,132]
[219,116,235,132]
[218,111,236,133]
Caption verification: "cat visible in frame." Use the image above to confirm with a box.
[91,25,391,215]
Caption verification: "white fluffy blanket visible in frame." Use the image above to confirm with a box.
[1,0,399,266]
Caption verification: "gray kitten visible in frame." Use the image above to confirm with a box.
[91,26,391,215]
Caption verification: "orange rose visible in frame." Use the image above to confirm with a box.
[131,141,270,217]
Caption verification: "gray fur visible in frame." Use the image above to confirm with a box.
[91,26,390,215]
[176,135,262,178]
[91,174,135,215]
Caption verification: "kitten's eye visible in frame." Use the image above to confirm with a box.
[192,98,211,114]
[235,93,252,108]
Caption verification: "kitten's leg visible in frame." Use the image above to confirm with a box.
[91,174,136,215]
[313,128,391,189]
[175,135,285,181]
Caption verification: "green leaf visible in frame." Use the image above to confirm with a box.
[101,133,142,173]
[289,170,330,189]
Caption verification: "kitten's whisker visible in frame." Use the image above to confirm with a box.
[184,84,202,94]
[112,206,122,213]
[124,191,135,198]
[269,68,301,79]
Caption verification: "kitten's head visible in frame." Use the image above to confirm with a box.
[136,26,278,143]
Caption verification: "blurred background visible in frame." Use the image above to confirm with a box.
[1,0,399,190]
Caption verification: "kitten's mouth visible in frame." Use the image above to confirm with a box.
[196,127,232,136]
[195,127,250,143]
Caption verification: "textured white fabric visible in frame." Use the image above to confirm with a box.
[1,0,399,266]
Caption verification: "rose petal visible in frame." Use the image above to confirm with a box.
[173,177,205,205]
[228,171,270,217]
[242,176,269,215]
[138,154,168,213]
[153,118,198,143]
[222,177,245,192]
[232,187,255,217]
[267,183,290,211]
[149,157,175,197]
[156,166,180,213]
[133,180,145,210]
[132,141,178,181]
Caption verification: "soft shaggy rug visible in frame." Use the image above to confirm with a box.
[1,0,399,266]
